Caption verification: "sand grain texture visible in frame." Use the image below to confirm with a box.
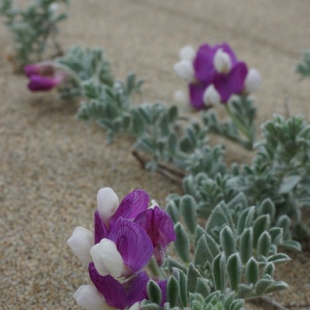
[1,1,310,309]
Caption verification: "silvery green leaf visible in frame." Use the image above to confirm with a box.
[168,133,179,155]
[220,226,235,257]
[194,225,206,247]
[147,280,162,305]
[165,202,180,224]
[178,269,188,307]
[140,300,160,310]
[237,283,253,299]
[262,262,275,276]
[205,234,220,260]
[182,176,197,197]
[227,253,241,292]
[268,227,283,244]
[187,263,200,293]
[195,278,210,296]
[267,253,291,264]
[257,231,271,257]
[253,215,270,249]
[258,198,276,221]
[254,276,272,295]
[279,175,302,194]
[194,235,212,266]
[166,256,187,274]
[180,195,197,234]
[264,281,289,294]
[237,206,255,235]
[212,253,227,292]
[174,223,190,263]
[276,215,291,231]
[281,240,301,251]
[167,276,179,308]
[245,257,259,284]
[226,192,248,212]
[230,299,245,310]
[239,228,253,265]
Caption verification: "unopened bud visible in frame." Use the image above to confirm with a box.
[244,68,261,93]
[173,60,195,82]
[179,45,196,61]
[203,84,221,106]
[214,48,232,74]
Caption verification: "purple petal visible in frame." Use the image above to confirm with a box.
[28,75,59,91]
[24,61,55,77]
[94,211,108,244]
[88,263,127,309]
[126,271,149,307]
[189,82,209,110]
[109,189,149,227]
[213,62,248,103]
[134,207,176,265]
[156,280,167,306]
[108,218,153,274]
[193,44,215,83]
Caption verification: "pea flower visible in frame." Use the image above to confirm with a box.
[24,61,67,92]
[175,42,260,110]
[134,205,176,266]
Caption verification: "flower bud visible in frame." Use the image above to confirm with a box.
[90,239,124,277]
[97,187,119,226]
[179,45,196,61]
[244,68,261,93]
[214,48,232,73]
[67,227,94,265]
[173,60,195,82]
[203,84,221,106]
[173,90,188,105]
[74,285,108,310]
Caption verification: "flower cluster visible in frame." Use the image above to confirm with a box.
[24,61,67,91]
[174,43,261,110]
[68,187,176,310]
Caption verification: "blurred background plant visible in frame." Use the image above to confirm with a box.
[0,0,69,70]
[296,50,310,79]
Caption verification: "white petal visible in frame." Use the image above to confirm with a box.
[97,187,119,225]
[74,285,108,310]
[90,239,124,278]
[244,68,261,93]
[67,227,94,265]
[214,48,232,74]
[49,3,58,12]
[149,199,159,209]
[203,85,221,106]
[128,302,140,310]
[179,45,196,61]
[173,60,195,82]
[173,90,188,104]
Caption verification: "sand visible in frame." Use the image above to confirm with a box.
[1,0,310,309]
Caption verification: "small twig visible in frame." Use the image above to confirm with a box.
[132,150,184,184]
[284,304,310,309]
[284,97,291,119]
[249,295,289,310]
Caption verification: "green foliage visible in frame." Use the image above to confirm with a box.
[0,0,69,68]
[296,50,310,79]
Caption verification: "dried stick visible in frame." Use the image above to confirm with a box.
[249,296,289,310]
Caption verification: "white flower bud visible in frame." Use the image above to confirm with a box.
[173,60,195,82]
[90,239,124,278]
[244,68,261,93]
[67,227,94,266]
[97,187,119,225]
[214,48,232,73]
[128,302,140,310]
[74,285,108,310]
[203,85,221,106]
[173,90,188,105]
[49,3,58,12]
[179,45,196,61]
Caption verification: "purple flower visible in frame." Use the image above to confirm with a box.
[91,218,153,278]
[27,71,67,91]
[188,42,249,109]
[134,206,176,266]
[24,61,55,77]
[89,263,150,309]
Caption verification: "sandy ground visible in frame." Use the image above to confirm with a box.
[1,0,310,309]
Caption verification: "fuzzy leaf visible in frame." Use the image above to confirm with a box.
[174,223,190,263]
[167,276,179,307]
[147,280,162,305]
[239,228,253,265]
[245,257,259,284]
[257,231,271,257]
[220,226,236,257]
[180,195,197,234]
[227,253,241,292]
